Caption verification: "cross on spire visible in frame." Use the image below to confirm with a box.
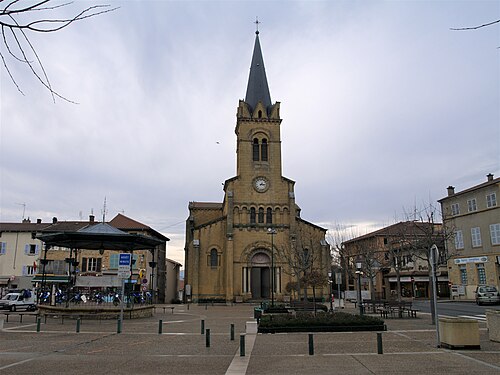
[254,16,260,35]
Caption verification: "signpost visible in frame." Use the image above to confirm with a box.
[118,253,132,324]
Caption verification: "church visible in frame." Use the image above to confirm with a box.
[184,30,331,303]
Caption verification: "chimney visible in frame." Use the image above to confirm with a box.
[487,173,494,182]
[447,186,455,196]
[52,217,58,224]
[89,214,95,223]
[22,218,31,223]
[36,218,42,224]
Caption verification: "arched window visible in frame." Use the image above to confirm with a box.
[250,208,256,224]
[258,208,264,223]
[266,208,272,224]
[258,110,263,119]
[261,139,268,161]
[303,249,310,266]
[210,249,218,267]
[252,138,259,161]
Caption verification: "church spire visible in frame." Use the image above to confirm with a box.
[244,30,272,113]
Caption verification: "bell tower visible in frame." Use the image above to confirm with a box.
[234,30,283,196]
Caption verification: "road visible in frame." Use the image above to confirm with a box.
[412,299,500,321]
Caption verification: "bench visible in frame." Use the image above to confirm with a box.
[289,302,328,312]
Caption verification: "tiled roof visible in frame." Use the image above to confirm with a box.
[0,222,51,232]
[109,213,149,230]
[189,202,223,210]
[438,176,500,202]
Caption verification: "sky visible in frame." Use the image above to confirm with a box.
[1,0,499,267]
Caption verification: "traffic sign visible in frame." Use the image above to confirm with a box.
[119,253,132,266]
[142,278,148,285]
[118,270,131,279]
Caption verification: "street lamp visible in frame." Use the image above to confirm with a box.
[356,258,363,316]
[267,228,277,307]
[327,271,333,312]
[149,260,157,303]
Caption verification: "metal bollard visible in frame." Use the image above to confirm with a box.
[205,304,207,310]
[187,304,190,310]
[20,314,23,323]
[117,318,122,334]
[240,334,245,356]
[76,318,81,333]
[230,324,235,341]
[36,317,41,332]
[201,319,205,334]
[158,319,163,334]
[308,334,314,355]
[377,332,383,354]
[206,329,211,347]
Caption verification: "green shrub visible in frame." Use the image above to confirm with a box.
[258,312,385,333]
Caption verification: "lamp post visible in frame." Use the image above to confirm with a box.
[149,260,157,303]
[267,228,277,307]
[327,271,333,312]
[356,258,363,316]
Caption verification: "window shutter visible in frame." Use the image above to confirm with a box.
[22,266,27,276]
[25,244,30,254]
[82,257,87,272]
[0,242,6,255]
[35,245,40,255]
[96,258,102,272]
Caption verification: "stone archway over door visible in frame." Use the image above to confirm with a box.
[250,252,270,299]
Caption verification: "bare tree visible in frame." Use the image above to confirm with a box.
[390,202,457,324]
[276,225,325,302]
[451,19,500,30]
[1,0,117,102]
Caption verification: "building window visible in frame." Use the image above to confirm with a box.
[451,203,460,216]
[209,249,219,268]
[266,208,272,224]
[258,208,264,223]
[490,223,500,245]
[250,208,256,224]
[24,244,39,255]
[477,263,486,285]
[0,242,6,255]
[486,193,497,208]
[81,257,102,272]
[261,139,268,161]
[252,138,259,161]
[454,230,464,250]
[459,265,467,285]
[471,227,482,247]
[467,198,477,212]
[22,265,35,276]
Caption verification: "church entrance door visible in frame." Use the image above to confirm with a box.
[250,252,271,299]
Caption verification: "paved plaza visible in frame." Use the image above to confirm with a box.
[0,303,499,374]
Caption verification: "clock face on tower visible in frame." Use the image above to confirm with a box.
[253,177,269,192]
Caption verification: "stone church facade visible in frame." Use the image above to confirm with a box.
[184,31,331,303]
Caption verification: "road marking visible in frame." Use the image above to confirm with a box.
[458,315,486,321]
[0,357,36,370]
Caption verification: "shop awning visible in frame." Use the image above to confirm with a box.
[31,275,71,283]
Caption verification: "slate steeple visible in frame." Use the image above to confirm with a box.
[244,31,272,113]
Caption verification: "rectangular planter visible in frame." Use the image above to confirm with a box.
[486,309,500,342]
[439,317,480,349]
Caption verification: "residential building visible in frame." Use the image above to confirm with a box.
[439,173,500,299]
[0,218,49,295]
[184,31,331,303]
[165,258,182,303]
[1,214,171,303]
[343,221,448,300]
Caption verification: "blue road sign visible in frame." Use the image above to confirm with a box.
[119,253,132,266]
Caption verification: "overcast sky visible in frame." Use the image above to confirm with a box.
[1,0,499,266]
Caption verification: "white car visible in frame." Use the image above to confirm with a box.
[475,285,500,305]
[0,291,37,312]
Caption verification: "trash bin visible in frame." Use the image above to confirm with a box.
[254,308,263,319]
[261,301,269,311]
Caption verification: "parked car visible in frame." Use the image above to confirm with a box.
[0,290,37,311]
[475,285,500,305]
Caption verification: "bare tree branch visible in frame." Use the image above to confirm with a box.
[450,18,500,31]
[0,0,118,102]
